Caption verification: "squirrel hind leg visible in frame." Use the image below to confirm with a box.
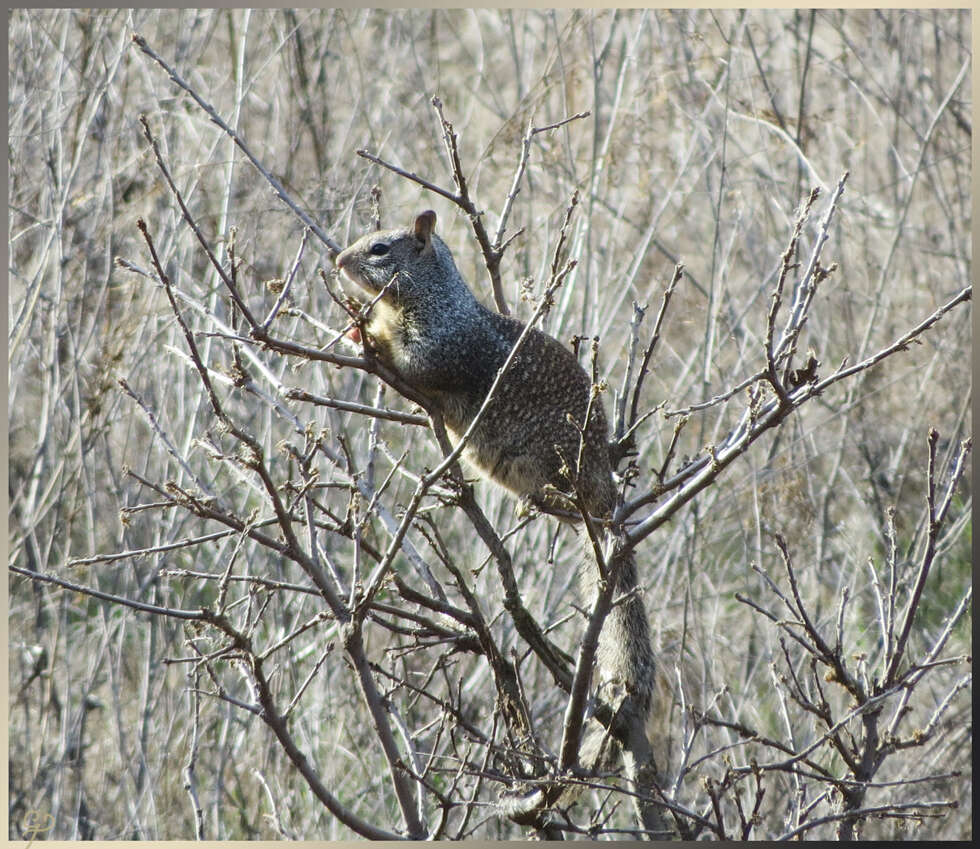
[465,442,560,509]
[485,448,612,521]
[515,491,583,523]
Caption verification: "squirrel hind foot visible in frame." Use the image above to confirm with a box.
[515,490,600,524]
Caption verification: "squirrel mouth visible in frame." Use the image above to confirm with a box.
[336,264,379,302]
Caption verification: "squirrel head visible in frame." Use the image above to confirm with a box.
[336,210,471,310]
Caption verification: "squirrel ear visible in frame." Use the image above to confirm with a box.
[414,210,437,246]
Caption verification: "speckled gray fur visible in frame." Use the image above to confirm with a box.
[337,211,654,755]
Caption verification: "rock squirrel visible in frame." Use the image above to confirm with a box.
[336,210,657,810]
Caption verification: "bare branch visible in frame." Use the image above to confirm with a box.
[131,34,342,254]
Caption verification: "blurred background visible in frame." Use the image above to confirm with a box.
[8,8,971,839]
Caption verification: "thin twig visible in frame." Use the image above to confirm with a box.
[628,264,683,429]
[131,34,341,254]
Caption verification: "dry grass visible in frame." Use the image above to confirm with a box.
[8,8,971,840]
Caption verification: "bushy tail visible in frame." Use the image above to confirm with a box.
[576,526,672,838]
[593,529,656,712]
[498,520,670,835]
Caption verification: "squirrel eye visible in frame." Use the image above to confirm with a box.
[369,242,389,257]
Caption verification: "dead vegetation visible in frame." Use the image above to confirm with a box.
[8,8,971,840]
